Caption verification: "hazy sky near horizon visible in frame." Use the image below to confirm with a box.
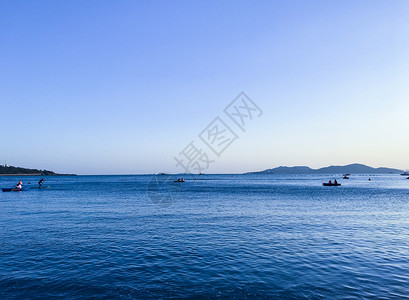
[1,0,409,174]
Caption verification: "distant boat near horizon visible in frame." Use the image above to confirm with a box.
[323,182,341,186]
[401,171,409,176]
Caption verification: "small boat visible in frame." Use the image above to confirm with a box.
[2,188,29,192]
[401,172,409,176]
[174,179,185,182]
[343,176,349,179]
[322,183,341,186]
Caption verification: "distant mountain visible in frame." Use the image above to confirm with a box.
[246,163,403,175]
[0,165,74,176]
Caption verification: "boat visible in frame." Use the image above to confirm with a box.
[2,188,29,192]
[174,180,185,183]
[322,183,341,186]
[343,176,349,179]
[401,172,409,176]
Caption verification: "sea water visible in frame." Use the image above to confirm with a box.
[1,174,409,299]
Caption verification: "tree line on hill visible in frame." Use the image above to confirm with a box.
[0,165,57,175]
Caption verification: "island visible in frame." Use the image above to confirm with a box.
[246,163,403,175]
[0,164,75,176]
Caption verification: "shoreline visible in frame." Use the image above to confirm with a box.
[0,174,44,176]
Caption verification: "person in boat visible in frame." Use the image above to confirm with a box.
[181,178,184,182]
[38,178,45,188]
[328,180,332,184]
[334,179,338,185]
[16,180,23,189]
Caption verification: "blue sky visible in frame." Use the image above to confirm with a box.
[1,0,409,174]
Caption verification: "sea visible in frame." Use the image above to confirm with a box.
[1,174,409,299]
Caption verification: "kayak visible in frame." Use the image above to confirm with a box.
[322,183,341,186]
[2,188,29,192]
[174,180,185,183]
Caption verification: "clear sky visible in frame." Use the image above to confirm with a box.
[1,0,409,174]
